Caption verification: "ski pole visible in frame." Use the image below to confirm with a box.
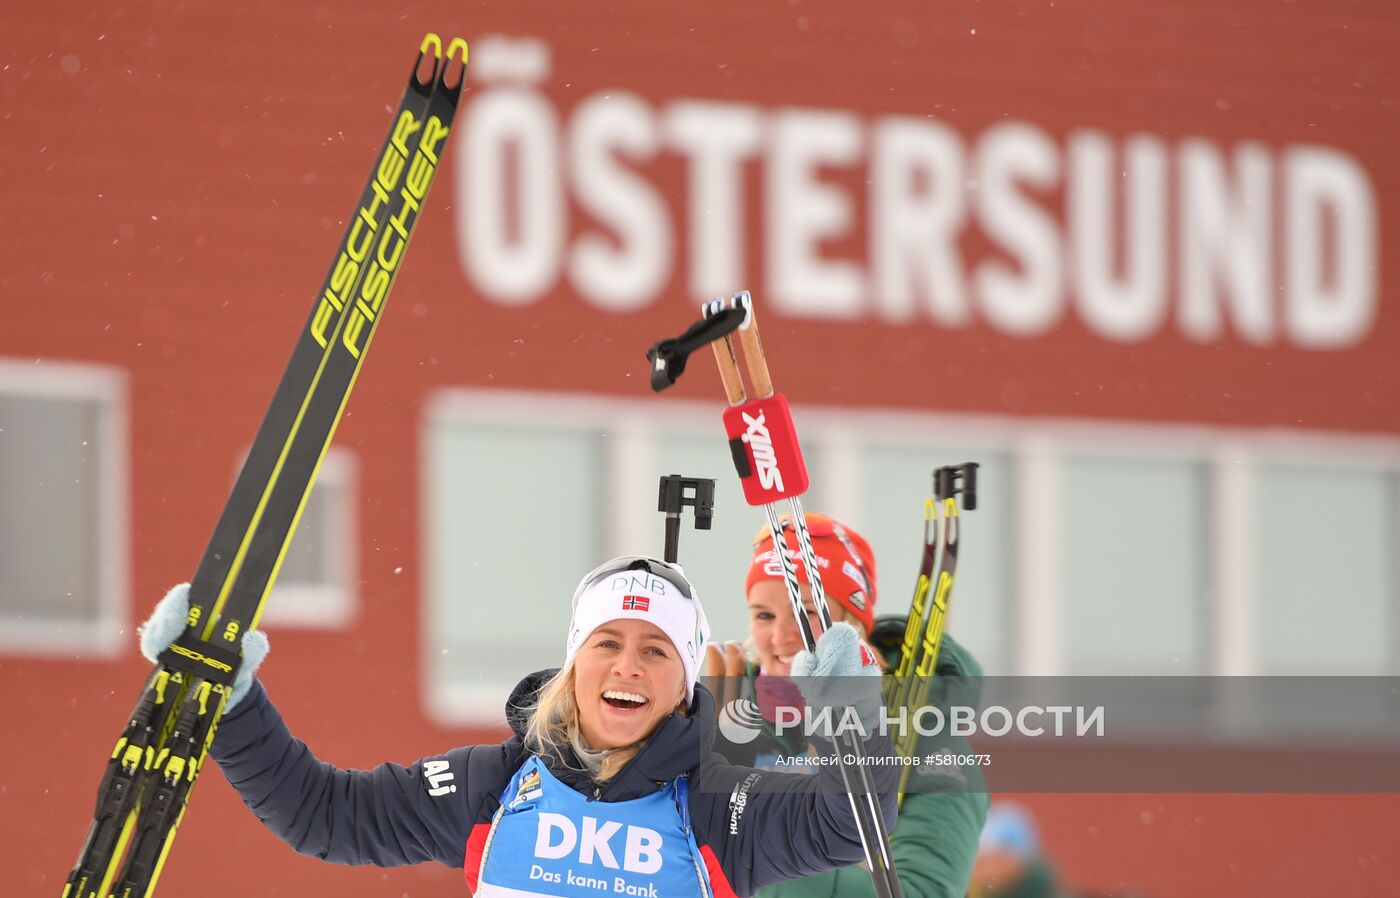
[704,292,904,898]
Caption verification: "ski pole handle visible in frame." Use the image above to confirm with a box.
[730,292,774,398]
[705,294,811,505]
[722,395,810,505]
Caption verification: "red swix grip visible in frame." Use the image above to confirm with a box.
[722,393,809,505]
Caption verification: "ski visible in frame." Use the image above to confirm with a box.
[890,499,939,687]
[61,34,467,898]
[888,463,977,802]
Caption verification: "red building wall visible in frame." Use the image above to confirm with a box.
[2,2,1397,895]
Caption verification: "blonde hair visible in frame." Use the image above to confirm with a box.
[524,663,687,785]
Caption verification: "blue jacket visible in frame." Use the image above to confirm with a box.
[210,670,899,897]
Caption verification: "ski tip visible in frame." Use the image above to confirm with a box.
[436,37,469,91]
[420,33,444,58]
[447,37,470,65]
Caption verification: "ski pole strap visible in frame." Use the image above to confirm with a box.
[645,306,746,392]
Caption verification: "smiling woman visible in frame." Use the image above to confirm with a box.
[136,552,896,897]
[704,513,989,898]
[526,557,705,782]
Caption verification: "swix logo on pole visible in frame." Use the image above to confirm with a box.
[741,410,783,492]
[723,393,810,505]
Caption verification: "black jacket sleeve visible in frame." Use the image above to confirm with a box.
[209,680,507,868]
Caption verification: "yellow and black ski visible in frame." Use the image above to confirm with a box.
[62,34,468,898]
[885,463,977,802]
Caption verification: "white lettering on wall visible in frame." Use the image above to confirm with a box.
[568,92,671,310]
[767,108,864,319]
[974,122,1064,336]
[459,36,1380,349]
[665,100,763,299]
[1284,146,1377,347]
[1069,132,1168,341]
[869,118,970,326]
[1179,140,1274,344]
[458,86,563,304]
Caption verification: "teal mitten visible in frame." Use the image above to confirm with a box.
[138,583,269,713]
[791,621,884,737]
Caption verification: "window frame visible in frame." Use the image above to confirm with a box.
[0,358,128,658]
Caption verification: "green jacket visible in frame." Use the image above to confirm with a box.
[744,624,990,898]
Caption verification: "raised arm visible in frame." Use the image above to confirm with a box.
[140,583,498,869]
[210,679,496,867]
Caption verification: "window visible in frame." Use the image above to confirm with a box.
[1254,462,1394,675]
[422,391,827,725]
[420,388,1400,738]
[0,359,127,657]
[1061,455,1209,674]
[420,390,1012,724]
[424,396,605,724]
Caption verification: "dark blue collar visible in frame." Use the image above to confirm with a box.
[505,669,716,801]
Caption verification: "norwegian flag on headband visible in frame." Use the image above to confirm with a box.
[621,595,650,612]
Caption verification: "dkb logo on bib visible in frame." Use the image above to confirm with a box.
[534,812,664,874]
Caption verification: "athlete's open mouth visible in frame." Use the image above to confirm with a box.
[602,689,649,710]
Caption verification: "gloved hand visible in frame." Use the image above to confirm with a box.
[701,640,748,710]
[138,583,270,714]
[791,621,884,739]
